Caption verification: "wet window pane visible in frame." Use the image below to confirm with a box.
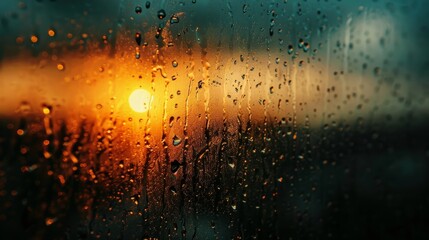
[1,0,428,239]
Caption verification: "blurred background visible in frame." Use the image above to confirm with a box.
[0,0,429,239]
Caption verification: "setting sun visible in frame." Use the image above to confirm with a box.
[128,89,151,113]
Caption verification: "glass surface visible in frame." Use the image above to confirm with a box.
[0,0,428,239]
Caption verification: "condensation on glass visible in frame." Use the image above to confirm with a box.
[0,0,428,239]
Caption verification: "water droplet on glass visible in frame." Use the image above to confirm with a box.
[48,29,55,37]
[288,45,294,54]
[298,38,304,48]
[96,104,103,110]
[170,15,179,24]
[135,6,142,14]
[135,32,141,46]
[45,217,57,226]
[157,9,166,19]
[171,160,181,173]
[30,35,38,43]
[57,62,65,71]
[42,104,52,115]
[145,1,151,9]
[303,42,310,52]
[243,4,248,13]
[198,80,204,89]
[172,135,182,146]
[172,60,178,67]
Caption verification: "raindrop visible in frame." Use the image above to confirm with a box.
[56,62,65,71]
[170,16,179,24]
[288,45,294,54]
[135,6,142,14]
[48,29,55,37]
[197,80,204,89]
[96,104,103,109]
[157,9,166,19]
[303,42,310,52]
[171,160,181,173]
[145,1,151,9]
[298,38,304,48]
[172,60,178,67]
[135,32,141,46]
[45,217,57,226]
[30,35,38,43]
[42,104,52,115]
[172,135,182,146]
[243,4,248,13]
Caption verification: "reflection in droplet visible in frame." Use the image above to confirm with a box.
[145,1,151,9]
[288,45,294,54]
[169,116,174,126]
[170,186,177,195]
[172,60,178,67]
[45,217,57,226]
[48,29,55,37]
[57,62,65,71]
[135,32,141,46]
[42,104,51,115]
[135,6,142,14]
[172,135,182,146]
[170,16,179,24]
[298,38,304,48]
[303,42,310,52]
[157,9,166,19]
[171,160,180,173]
[30,35,38,43]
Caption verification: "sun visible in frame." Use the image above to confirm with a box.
[128,89,151,113]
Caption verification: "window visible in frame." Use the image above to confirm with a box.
[1,0,428,239]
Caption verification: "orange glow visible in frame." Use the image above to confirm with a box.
[57,63,65,71]
[48,29,55,37]
[30,35,38,43]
